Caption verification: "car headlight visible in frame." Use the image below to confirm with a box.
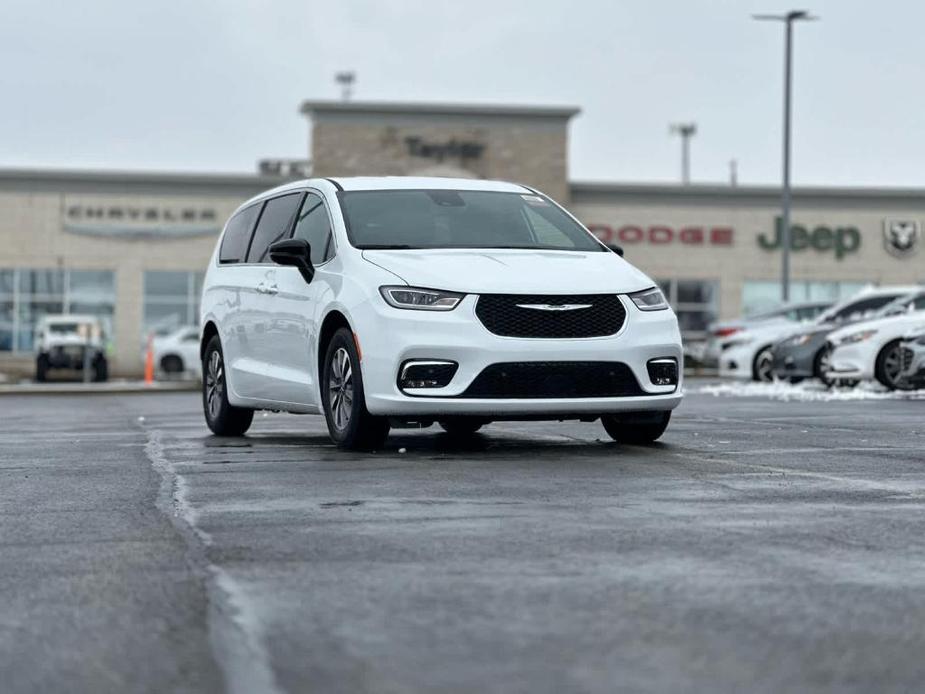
[379,286,464,311]
[787,333,814,346]
[838,329,878,345]
[628,287,669,311]
[722,336,754,349]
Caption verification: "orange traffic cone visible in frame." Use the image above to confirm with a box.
[144,334,154,385]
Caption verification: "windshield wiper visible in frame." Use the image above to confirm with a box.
[356,244,418,250]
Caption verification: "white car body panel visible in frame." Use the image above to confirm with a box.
[200,177,683,419]
[827,312,925,381]
[718,322,805,380]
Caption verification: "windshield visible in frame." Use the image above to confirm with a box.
[339,190,607,252]
[874,292,925,317]
[47,323,82,335]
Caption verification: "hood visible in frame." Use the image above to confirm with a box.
[361,249,655,295]
[829,311,925,342]
[735,321,806,346]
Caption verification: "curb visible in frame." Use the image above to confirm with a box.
[0,381,199,396]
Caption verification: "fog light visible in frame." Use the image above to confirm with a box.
[647,358,678,387]
[399,360,458,391]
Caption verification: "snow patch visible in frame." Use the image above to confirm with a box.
[695,380,925,402]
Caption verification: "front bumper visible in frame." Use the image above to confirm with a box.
[771,333,828,379]
[353,294,683,417]
[718,342,756,380]
[826,342,877,381]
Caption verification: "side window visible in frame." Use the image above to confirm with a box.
[246,193,303,263]
[219,204,261,264]
[292,193,335,265]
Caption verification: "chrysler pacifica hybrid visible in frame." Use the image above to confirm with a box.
[199,177,683,449]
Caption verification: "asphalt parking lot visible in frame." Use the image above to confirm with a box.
[3,385,925,693]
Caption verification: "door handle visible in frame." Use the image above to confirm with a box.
[256,282,266,294]
[265,284,278,296]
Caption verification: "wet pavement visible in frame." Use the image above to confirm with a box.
[2,388,925,693]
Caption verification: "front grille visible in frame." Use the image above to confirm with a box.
[901,347,915,372]
[475,294,626,338]
[460,361,644,399]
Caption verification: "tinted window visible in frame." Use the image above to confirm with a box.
[292,193,334,265]
[219,205,261,263]
[247,193,303,263]
[339,190,605,252]
[834,295,898,321]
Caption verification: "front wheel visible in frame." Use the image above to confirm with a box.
[321,328,390,450]
[875,340,916,391]
[601,411,671,444]
[752,346,774,382]
[202,336,253,436]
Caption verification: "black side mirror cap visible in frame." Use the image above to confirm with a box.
[607,243,625,257]
[268,238,314,283]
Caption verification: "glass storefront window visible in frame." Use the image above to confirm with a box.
[0,268,115,352]
[657,278,719,341]
[143,271,204,337]
[742,280,869,317]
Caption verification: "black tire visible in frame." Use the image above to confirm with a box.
[202,335,253,436]
[439,417,489,436]
[161,354,184,374]
[752,346,774,382]
[814,346,835,387]
[321,328,390,450]
[93,355,108,382]
[35,355,49,382]
[875,339,915,391]
[601,411,671,444]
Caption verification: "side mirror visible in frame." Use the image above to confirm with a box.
[269,239,314,283]
[607,243,625,257]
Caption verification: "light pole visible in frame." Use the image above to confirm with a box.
[335,71,356,101]
[669,123,697,184]
[754,10,817,302]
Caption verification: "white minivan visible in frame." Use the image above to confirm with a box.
[200,177,682,449]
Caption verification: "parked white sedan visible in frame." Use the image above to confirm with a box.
[153,326,202,379]
[826,306,925,390]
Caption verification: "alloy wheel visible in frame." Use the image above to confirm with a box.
[205,350,224,420]
[328,347,354,431]
[755,349,774,382]
[881,343,911,390]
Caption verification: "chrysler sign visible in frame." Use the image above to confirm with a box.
[63,200,221,240]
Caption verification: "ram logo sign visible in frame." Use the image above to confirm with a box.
[883,219,920,258]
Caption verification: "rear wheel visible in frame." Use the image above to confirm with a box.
[321,328,390,450]
[439,417,489,436]
[875,340,915,391]
[601,411,671,444]
[752,346,774,382]
[92,355,108,382]
[202,336,253,436]
[161,354,184,375]
[35,354,49,382]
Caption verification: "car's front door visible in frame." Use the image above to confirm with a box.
[239,192,305,403]
[262,191,337,408]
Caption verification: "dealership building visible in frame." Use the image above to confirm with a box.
[2,99,925,376]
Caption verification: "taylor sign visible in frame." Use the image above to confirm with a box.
[587,223,734,246]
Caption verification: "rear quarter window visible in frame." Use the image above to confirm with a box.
[219,204,262,264]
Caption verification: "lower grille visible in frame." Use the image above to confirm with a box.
[460,361,644,399]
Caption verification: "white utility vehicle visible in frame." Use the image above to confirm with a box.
[199,177,683,449]
[35,314,108,382]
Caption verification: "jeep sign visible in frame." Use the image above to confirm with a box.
[757,217,861,260]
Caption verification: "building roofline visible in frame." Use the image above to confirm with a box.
[299,99,581,119]
[569,180,925,204]
[0,167,281,187]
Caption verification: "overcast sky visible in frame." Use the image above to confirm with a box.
[2,0,923,186]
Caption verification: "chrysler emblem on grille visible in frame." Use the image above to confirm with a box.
[515,303,593,312]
